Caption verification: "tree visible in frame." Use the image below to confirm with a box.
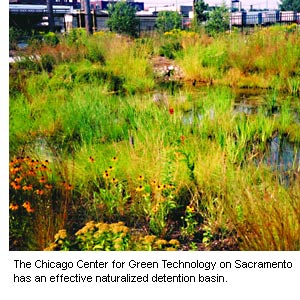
[193,0,209,25]
[106,1,140,37]
[205,4,230,36]
[280,0,300,12]
[155,11,182,33]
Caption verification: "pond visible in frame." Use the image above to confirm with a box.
[233,89,300,175]
[177,86,300,175]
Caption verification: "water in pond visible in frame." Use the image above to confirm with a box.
[17,41,28,49]
[179,87,300,175]
[265,136,300,171]
[34,137,55,162]
[233,89,300,173]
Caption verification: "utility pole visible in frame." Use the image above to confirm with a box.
[46,0,55,32]
[84,0,93,34]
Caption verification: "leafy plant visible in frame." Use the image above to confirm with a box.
[106,1,140,37]
[155,11,182,33]
[43,32,59,46]
[181,205,198,237]
[205,4,230,36]
[45,221,180,251]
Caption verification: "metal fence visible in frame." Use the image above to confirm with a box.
[230,11,300,27]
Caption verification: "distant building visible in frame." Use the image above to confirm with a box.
[9,0,79,5]
[180,5,192,17]
[231,0,241,12]
[89,1,144,11]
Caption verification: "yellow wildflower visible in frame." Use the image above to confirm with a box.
[186,205,195,213]
[103,171,110,179]
[111,177,118,184]
[54,229,67,241]
[150,180,157,186]
[88,156,95,163]
[156,184,163,191]
[136,185,144,192]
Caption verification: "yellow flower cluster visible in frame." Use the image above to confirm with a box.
[101,157,119,184]
[186,205,195,213]
[54,229,67,241]
[134,235,180,251]
[75,221,129,238]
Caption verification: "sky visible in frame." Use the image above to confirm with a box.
[142,0,281,10]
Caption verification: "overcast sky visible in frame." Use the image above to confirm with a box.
[142,0,281,10]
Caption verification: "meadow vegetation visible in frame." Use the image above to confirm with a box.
[9,26,300,251]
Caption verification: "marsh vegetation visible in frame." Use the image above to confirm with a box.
[9,26,300,251]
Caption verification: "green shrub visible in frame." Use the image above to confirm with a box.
[43,32,59,46]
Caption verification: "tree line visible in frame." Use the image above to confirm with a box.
[105,0,299,37]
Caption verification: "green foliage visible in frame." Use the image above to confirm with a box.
[205,4,230,36]
[155,11,182,33]
[280,0,300,11]
[159,40,182,59]
[86,42,105,64]
[9,27,24,50]
[43,32,59,46]
[202,225,214,246]
[65,28,88,46]
[106,1,140,37]
[49,61,124,93]
[181,205,198,237]
[193,0,209,26]
[41,54,56,73]
[14,56,42,73]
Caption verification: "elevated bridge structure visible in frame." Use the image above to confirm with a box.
[10,4,300,33]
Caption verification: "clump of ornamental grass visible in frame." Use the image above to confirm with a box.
[176,26,300,90]
[191,147,300,250]
[226,164,300,250]
[89,33,155,94]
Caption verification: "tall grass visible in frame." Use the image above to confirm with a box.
[176,26,300,91]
